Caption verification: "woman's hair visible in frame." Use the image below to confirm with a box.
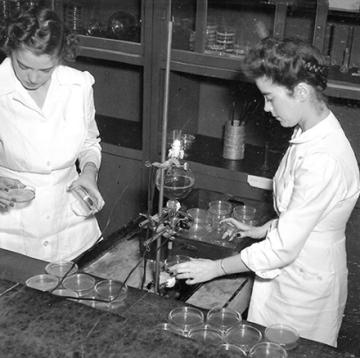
[0,6,64,57]
[242,37,328,94]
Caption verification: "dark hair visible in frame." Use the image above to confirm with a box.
[0,6,64,57]
[242,37,328,94]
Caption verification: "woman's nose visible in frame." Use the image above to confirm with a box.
[264,100,272,113]
[28,70,39,83]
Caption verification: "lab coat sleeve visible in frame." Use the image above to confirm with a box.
[241,152,346,279]
[77,71,102,171]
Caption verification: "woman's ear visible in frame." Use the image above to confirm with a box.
[294,83,310,101]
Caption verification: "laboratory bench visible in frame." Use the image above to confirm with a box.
[0,247,357,358]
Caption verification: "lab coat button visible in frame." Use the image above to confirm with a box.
[43,241,49,247]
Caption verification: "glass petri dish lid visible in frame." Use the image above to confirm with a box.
[156,323,185,336]
[164,255,191,271]
[52,288,79,298]
[168,306,205,333]
[188,324,223,345]
[248,341,288,358]
[26,274,59,292]
[94,279,127,302]
[45,261,78,278]
[8,186,35,203]
[206,307,242,333]
[265,323,299,350]
[63,273,95,296]
[225,323,262,353]
[218,343,247,357]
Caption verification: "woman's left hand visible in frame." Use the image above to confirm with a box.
[169,258,221,285]
[69,164,104,213]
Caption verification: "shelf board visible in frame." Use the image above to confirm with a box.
[77,35,144,66]
[170,49,244,80]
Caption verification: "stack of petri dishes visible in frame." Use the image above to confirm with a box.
[186,208,209,240]
[207,200,232,232]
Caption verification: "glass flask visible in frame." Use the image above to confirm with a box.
[155,165,195,209]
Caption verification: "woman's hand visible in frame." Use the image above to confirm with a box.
[0,176,25,210]
[68,163,104,213]
[221,218,267,240]
[169,258,222,285]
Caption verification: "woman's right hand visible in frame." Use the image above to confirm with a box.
[0,176,25,210]
[221,217,267,240]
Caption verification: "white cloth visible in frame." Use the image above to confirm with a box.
[0,57,102,262]
[241,112,360,347]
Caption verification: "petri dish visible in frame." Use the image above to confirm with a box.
[187,208,208,224]
[26,274,59,292]
[206,307,242,334]
[94,279,127,302]
[156,323,185,336]
[45,261,78,278]
[63,273,96,296]
[168,306,205,334]
[52,288,79,298]
[265,323,299,350]
[218,344,247,357]
[8,187,35,203]
[248,342,288,358]
[232,205,256,223]
[188,324,223,345]
[225,323,262,352]
[164,255,191,271]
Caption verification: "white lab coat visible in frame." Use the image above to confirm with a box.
[0,58,101,262]
[241,112,360,347]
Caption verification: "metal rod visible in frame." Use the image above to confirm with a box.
[154,14,173,294]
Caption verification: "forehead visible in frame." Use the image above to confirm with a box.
[255,76,287,96]
[12,46,58,69]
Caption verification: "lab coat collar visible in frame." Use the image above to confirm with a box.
[0,57,17,95]
[289,112,340,144]
[0,57,83,97]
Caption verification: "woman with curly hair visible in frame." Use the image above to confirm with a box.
[0,6,104,261]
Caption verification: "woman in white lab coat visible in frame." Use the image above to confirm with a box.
[170,37,360,347]
[0,6,104,261]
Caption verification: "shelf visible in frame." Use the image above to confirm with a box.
[167,50,360,100]
[185,134,283,179]
[77,36,144,66]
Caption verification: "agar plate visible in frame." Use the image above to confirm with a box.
[156,323,184,336]
[63,273,95,296]
[94,279,127,302]
[265,323,299,350]
[219,344,247,357]
[188,324,223,345]
[225,323,262,352]
[26,274,59,292]
[168,306,204,333]
[248,342,288,358]
[206,307,242,333]
[52,288,78,298]
[8,187,35,203]
[45,261,78,278]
